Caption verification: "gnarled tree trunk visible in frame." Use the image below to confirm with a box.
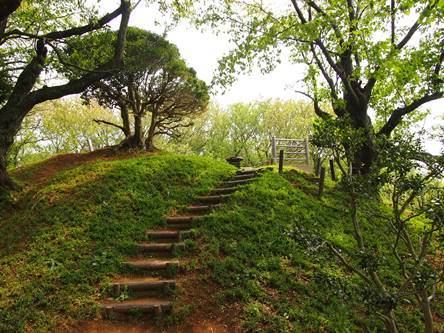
[0,108,27,189]
[121,104,131,138]
[0,0,22,22]
[121,113,144,149]
[349,108,377,175]
[0,145,15,190]
[145,112,157,151]
[0,1,131,189]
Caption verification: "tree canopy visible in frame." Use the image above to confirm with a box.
[66,27,209,150]
[0,0,133,189]
[169,99,315,165]
[186,0,443,172]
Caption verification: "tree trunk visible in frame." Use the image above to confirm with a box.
[120,113,144,150]
[0,150,15,190]
[87,138,94,152]
[133,113,144,148]
[0,0,22,22]
[0,115,21,189]
[384,309,399,333]
[348,104,377,175]
[120,105,131,138]
[419,288,434,333]
[145,112,157,151]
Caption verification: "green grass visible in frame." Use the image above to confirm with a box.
[1,154,442,332]
[0,153,235,332]
[197,169,443,332]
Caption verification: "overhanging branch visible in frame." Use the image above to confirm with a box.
[93,119,128,136]
[378,91,443,135]
[21,1,131,109]
[0,0,22,22]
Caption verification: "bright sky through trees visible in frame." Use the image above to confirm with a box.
[103,0,443,154]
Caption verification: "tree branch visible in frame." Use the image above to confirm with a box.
[3,1,126,43]
[310,44,338,100]
[394,1,437,51]
[0,0,22,22]
[21,1,131,110]
[378,91,443,135]
[391,0,396,45]
[3,39,47,108]
[295,90,330,119]
[93,119,128,136]
[305,0,344,44]
[328,243,372,284]
[290,0,308,24]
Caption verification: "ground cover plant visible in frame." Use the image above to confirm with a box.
[196,169,444,332]
[0,152,234,332]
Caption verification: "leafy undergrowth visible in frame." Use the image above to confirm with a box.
[197,169,444,332]
[0,152,235,333]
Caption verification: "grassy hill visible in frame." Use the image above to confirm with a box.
[0,152,442,332]
[197,170,443,332]
[0,152,234,332]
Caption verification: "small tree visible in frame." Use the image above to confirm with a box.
[67,27,209,150]
[312,118,444,333]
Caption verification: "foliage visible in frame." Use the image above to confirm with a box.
[166,99,315,165]
[312,115,444,332]
[7,99,122,167]
[0,0,132,189]
[0,152,234,332]
[197,169,443,332]
[65,27,209,150]
[181,0,444,172]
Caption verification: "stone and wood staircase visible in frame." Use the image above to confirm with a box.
[100,169,262,320]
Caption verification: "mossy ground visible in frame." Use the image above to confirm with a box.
[196,169,443,332]
[0,152,234,333]
[0,154,442,332]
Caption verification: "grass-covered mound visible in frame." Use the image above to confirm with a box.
[0,152,234,333]
[197,170,444,332]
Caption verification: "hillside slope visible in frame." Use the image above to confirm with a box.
[0,152,234,332]
[0,153,442,332]
[194,170,443,332]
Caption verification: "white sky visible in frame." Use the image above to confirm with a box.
[101,1,443,154]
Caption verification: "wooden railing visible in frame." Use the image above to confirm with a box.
[271,136,310,165]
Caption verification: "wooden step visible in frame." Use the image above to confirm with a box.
[165,215,204,224]
[145,230,191,241]
[145,230,180,241]
[166,223,192,230]
[101,297,172,317]
[110,278,176,297]
[236,169,259,175]
[210,187,238,195]
[135,242,185,253]
[184,204,221,214]
[197,194,232,204]
[231,173,257,180]
[122,258,180,271]
[222,179,252,186]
